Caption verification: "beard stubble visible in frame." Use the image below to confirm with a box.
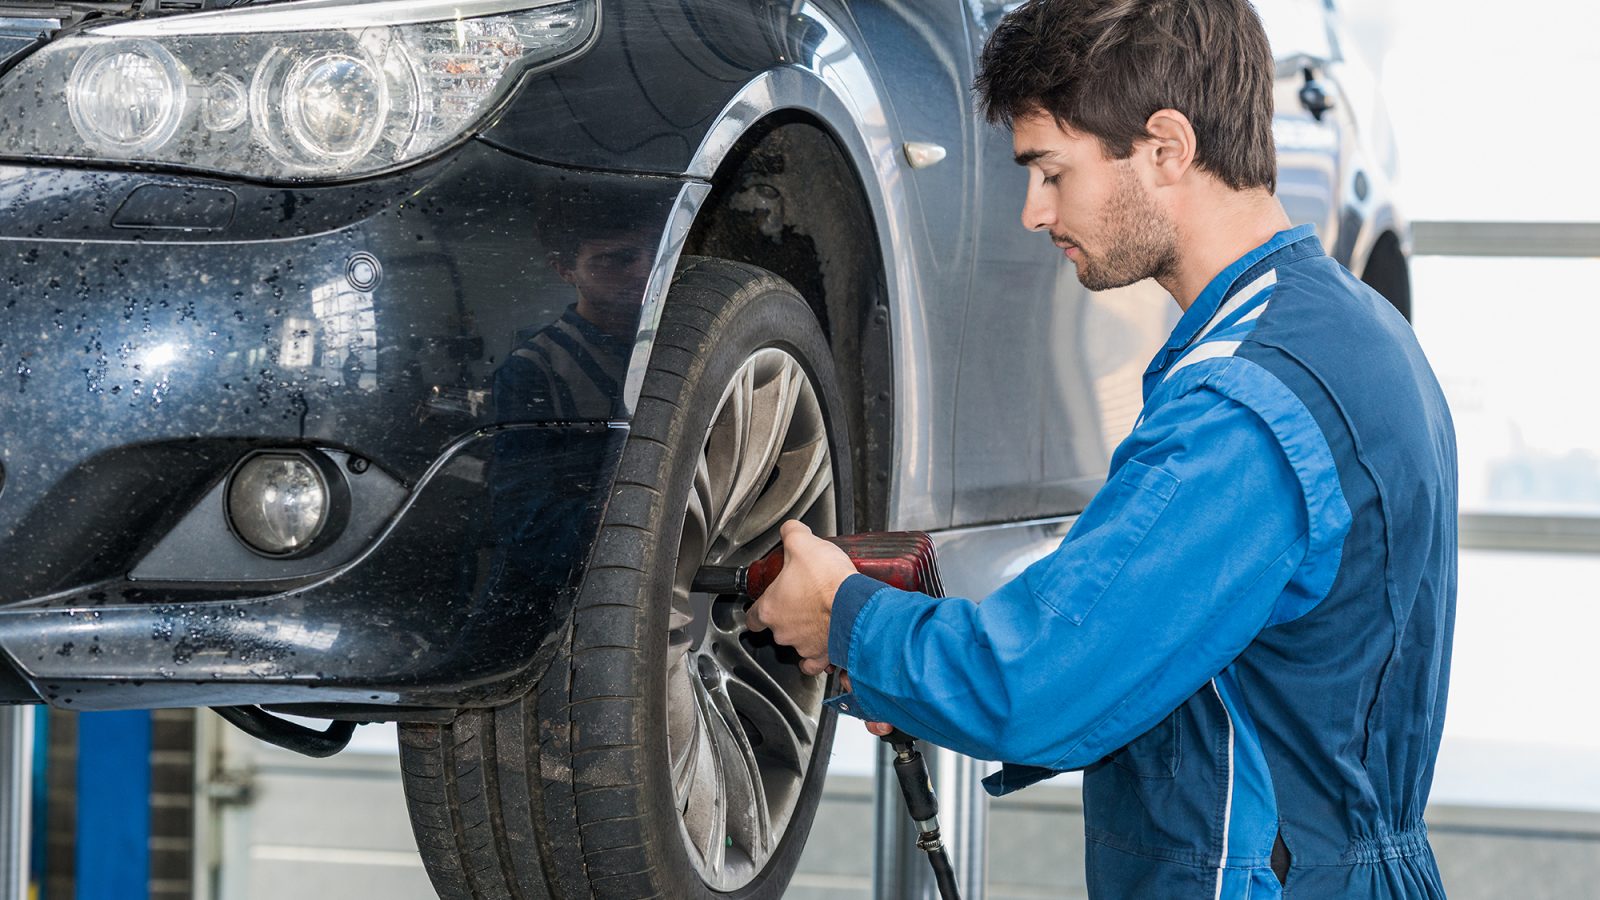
[1060,162,1179,292]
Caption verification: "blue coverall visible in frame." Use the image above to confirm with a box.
[825,226,1457,898]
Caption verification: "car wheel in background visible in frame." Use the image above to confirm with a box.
[1361,231,1413,321]
[399,256,851,899]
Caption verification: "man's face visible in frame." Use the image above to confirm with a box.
[568,235,652,303]
[1012,111,1178,292]
[552,231,655,333]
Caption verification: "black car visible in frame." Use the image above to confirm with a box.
[0,0,1408,896]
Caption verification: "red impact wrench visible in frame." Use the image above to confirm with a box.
[693,531,962,900]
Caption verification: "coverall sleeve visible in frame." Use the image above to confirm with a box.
[823,384,1310,771]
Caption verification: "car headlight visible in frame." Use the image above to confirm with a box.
[0,0,597,181]
[67,41,191,154]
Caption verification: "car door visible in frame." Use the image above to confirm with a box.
[846,0,981,529]
[1255,0,1347,252]
[949,2,1179,527]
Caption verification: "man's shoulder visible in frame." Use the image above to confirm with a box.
[1257,253,1403,336]
[1154,350,1320,441]
[1251,252,1430,380]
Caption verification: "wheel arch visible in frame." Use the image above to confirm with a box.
[1358,226,1413,322]
[687,66,920,533]
[624,64,913,532]
[683,112,894,531]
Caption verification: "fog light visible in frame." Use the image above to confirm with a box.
[226,451,347,557]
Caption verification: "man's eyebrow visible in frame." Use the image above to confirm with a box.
[1013,149,1058,167]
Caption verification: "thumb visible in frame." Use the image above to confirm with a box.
[745,598,768,632]
[780,519,814,544]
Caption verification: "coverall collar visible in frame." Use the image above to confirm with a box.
[1144,223,1323,382]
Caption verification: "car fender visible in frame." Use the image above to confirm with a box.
[624,62,932,528]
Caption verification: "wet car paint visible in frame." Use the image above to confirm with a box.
[0,140,681,706]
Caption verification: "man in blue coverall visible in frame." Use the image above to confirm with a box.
[745,0,1458,896]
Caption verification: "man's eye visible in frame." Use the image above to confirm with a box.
[1041,173,1060,186]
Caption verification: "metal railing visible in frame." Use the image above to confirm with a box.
[1412,220,1600,554]
[0,707,31,900]
[1411,221,1600,259]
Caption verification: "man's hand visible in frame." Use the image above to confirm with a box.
[745,520,858,669]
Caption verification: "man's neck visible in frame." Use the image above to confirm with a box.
[1158,191,1293,310]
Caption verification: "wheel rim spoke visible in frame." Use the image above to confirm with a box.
[670,484,711,634]
[680,669,728,873]
[721,434,833,550]
[668,660,702,804]
[702,364,753,541]
[666,346,836,891]
[724,672,808,778]
[712,354,807,549]
[702,659,771,863]
[710,607,817,753]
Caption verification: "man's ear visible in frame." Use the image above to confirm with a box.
[548,251,577,285]
[1141,108,1197,187]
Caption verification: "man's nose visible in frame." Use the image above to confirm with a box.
[1021,182,1054,233]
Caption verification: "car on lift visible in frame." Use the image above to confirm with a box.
[0,0,1408,897]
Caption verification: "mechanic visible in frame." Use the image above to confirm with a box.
[744,0,1457,897]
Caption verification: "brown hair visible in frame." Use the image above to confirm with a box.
[975,0,1277,192]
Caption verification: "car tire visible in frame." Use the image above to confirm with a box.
[400,256,852,899]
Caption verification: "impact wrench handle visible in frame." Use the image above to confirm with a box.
[690,531,946,598]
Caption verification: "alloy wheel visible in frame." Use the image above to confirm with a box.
[666,347,837,891]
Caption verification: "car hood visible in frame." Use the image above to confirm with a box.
[0,0,312,74]
[0,0,304,34]
[0,6,69,74]
[0,31,37,71]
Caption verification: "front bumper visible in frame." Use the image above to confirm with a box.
[0,142,686,709]
[0,424,623,710]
